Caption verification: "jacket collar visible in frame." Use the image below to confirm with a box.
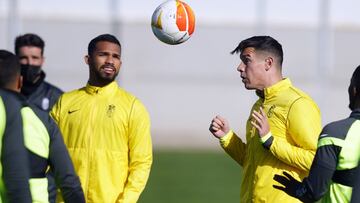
[0,88,28,106]
[85,81,118,95]
[263,78,292,99]
[350,108,360,119]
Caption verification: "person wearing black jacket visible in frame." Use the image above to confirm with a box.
[0,49,85,203]
[15,33,63,112]
[0,51,32,203]
[15,33,64,202]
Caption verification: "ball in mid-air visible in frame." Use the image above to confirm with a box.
[151,0,195,45]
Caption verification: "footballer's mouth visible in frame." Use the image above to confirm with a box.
[241,76,247,83]
[102,65,116,74]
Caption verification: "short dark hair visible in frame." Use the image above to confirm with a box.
[352,65,360,91]
[88,34,121,56]
[0,50,21,88]
[231,36,284,66]
[15,33,45,55]
[349,65,360,110]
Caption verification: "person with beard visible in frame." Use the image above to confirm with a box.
[253,65,360,202]
[15,33,63,112]
[50,34,153,203]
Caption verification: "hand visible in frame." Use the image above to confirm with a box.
[273,171,304,200]
[209,115,230,139]
[251,107,270,138]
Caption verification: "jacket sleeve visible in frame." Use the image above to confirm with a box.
[269,98,321,171]
[117,99,152,203]
[351,165,360,203]
[1,97,32,203]
[47,116,85,203]
[47,83,63,111]
[298,142,340,201]
[50,94,62,124]
[219,130,247,166]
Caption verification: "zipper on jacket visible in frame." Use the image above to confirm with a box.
[85,98,95,200]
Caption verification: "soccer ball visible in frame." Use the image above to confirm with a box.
[151,0,195,45]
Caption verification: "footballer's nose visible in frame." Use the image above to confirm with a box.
[105,56,115,64]
[237,62,245,72]
[20,57,32,66]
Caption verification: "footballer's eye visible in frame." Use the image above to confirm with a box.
[97,52,109,56]
[242,58,250,64]
[240,55,249,64]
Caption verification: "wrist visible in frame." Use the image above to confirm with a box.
[219,130,234,147]
[220,130,232,140]
[260,132,273,150]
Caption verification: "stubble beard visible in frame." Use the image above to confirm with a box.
[97,70,118,84]
[90,67,119,86]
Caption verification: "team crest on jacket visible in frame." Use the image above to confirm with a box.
[267,105,276,118]
[41,97,50,110]
[107,104,116,117]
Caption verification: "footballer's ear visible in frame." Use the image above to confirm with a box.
[17,75,23,92]
[39,55,45,67]
[84,55,89,65]
[354,86,358,98]
[265,57,274,71]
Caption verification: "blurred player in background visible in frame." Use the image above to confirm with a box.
[0,50,32,203]
[15,33,70,203]
[51,34,153,203]
[253,65,360,202]
[209,36,321,202]
[0,49,85,203]
[15,33,63,112]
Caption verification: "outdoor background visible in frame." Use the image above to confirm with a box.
[1,0,360,202]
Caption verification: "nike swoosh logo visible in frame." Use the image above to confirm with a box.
[68,109,80,114]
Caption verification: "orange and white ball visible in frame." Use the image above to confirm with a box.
[151,0,195,45]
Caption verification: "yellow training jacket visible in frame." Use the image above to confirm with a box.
[220,78,321,203]
[51,81,152,203]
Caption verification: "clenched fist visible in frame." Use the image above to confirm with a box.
[209,115,230,139]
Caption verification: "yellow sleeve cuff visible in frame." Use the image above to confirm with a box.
[219,130,234,146]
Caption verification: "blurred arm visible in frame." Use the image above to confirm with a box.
[273,137,340,202]
[47,116,85,203]
[49,94,62,123]
[117,99,152,203]
[1,97,32,203]
[299,142,339,201]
